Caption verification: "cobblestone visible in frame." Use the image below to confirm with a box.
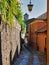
[13,45,46,65]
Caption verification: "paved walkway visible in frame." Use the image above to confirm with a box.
[12,45,46,65]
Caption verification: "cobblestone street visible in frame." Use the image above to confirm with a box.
[12,45,46,65]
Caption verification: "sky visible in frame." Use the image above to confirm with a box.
[21,0,47,19]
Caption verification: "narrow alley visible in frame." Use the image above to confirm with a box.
[0,0,48,65]
[12,44,46,65]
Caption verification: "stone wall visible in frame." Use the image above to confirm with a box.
[0,18,21,65]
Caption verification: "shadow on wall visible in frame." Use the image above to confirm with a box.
[10,46,18,65]
[10,37,24,65]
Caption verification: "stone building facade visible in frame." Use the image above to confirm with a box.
[0,17,21,65]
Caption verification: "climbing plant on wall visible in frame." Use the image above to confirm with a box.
[0,0,26,32]
[16,8,26,33]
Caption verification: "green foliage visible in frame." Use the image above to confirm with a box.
[0,0,26,33]
[16,9,26,33]
[21,22,26,33]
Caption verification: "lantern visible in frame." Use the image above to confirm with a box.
[27,0,33,11]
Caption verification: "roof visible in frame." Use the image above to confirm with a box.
[35,25,47,33]
[30,19,46,25]
[37,12,47,20]
[26,18,35,24]
[26,18,35,30]
[26,18,46,31]
[26,12,47,31]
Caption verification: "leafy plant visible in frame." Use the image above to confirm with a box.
[0,0,26,33]
[0,1,22,23]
